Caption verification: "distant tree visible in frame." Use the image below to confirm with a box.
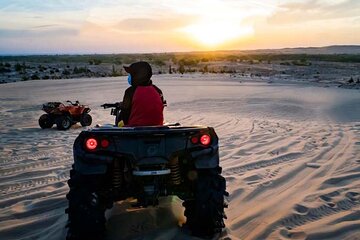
[178,64,185,74]
[73,67,79,74]
[202,65,208,73]
[111,65,121,76]
[4,62,11,67]
[154,59,166,66]
[93,59,102,65]
[15,63,22,72]
[113,58,122,65]
[348,77,354,83]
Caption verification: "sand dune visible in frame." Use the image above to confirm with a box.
[0,74,359,240]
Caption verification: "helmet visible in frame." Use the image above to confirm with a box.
[123,61,152,86]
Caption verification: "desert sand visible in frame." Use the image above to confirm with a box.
[0,74,359,240]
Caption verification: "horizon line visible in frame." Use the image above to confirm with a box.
[1,44,360,57]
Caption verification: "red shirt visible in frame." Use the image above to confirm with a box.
[127,86,164,126]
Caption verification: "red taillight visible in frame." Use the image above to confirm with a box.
[100,139,110,148]
[85,138,98,150]
[200,134,211,145]
[191,136,199,144]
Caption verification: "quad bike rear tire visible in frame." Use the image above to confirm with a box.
[38,114,53,129]
[56,115,72,130]
[183,167,228,238]
[66,167,113,240]
[80,113,92,127]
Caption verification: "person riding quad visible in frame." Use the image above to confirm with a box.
[119,61,165,127]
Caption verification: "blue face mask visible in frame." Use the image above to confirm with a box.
[127,74,132,85]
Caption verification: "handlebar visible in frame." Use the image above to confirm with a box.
[101,102,123,109]
[66,100,80,106]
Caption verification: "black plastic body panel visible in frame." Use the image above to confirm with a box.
[73,125,220,174]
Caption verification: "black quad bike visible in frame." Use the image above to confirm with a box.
[38,100,92,130]
[65,102,228,240]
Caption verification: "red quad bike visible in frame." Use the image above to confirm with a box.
[38,100,92,130]
[65,102,228,240]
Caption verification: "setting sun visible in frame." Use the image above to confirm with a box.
[182,21,253,46]
[175,0,257,47]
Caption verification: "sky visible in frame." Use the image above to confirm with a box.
[0,0,359,54]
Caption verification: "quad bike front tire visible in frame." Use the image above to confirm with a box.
[66,167,113,240]
[38,114,53,129]
[183,167,228,238]
[80,113,92,127]
[56,115,72,130]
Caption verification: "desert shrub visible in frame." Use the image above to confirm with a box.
[113,58,122,65]
[73,66,88,74]
[292,59,311,66]
[0,66,11,73]
[178,58,198,66]
[153,59,166,66]
[62,70,71,75]
[89,59,102,65]
[31,74,40,80]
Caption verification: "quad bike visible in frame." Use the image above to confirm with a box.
[65,102,228,240]
[38,100,92,130]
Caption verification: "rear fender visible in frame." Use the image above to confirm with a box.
[192,146,220,169]
[82,107,91,114]
[74,160,108,175]
[73,135,110,174]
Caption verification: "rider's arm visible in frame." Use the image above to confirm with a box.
[153,84,166,105]
[119,86,135,125]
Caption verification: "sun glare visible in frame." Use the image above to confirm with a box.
[182,21,253,46]
[176,0,255,47]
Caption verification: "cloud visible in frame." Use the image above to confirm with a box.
[0,27,78,38]
[268,0,360,24]
[32,24,59,29]
[0,0,98,12]
[115,17,196,33]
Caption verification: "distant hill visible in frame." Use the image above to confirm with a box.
[241,45,360,55]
